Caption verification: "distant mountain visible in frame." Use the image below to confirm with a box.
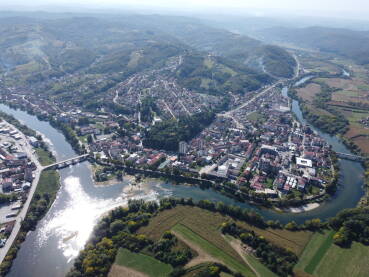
[258,26,369,65]
[128,15,296,78]
[0,14,296,90]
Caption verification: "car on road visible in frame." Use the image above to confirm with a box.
[6,213,17,218]
[0,239,7,248]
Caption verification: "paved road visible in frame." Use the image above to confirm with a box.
[0,121,42,264]
[218,53,301,122]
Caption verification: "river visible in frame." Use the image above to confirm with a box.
[0,94,365,276]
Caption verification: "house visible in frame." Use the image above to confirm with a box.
[28,136,39,147]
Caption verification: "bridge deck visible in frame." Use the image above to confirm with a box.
[44,154,89,169]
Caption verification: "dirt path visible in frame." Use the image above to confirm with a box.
[172,230,221,268]
[108,264,148,277]
[226,236,260,277]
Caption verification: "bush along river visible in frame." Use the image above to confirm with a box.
[0,95,365,277]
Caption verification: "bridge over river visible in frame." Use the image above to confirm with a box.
[43,154,90,170]
[336,152,366,162]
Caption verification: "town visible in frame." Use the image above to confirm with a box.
[0,57,335,206]
[0,119,41,253]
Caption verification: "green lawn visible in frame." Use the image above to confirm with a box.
[35,148,55,166]
[172,224,256,277]
[114,248,172,277]
[314,242,369,277]
[247,112,266,123]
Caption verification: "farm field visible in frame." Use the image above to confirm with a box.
[295,60,369,154]
[295,230,369,277]
[138,206,312,257]
[296,83,321,102]
[225,235,278,277]
[294,230,334,274]
[172,224,256,276]
[299,55,342,75]
[112,248,172,277]
[314,241,369,277]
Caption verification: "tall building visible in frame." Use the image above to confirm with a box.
[179,141,188,154]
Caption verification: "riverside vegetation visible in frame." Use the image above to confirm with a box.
[0,114,60,276]
[67,199,369,277]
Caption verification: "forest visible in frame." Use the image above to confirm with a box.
[143,111,215,151]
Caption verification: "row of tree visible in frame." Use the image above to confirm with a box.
[221,222,298,276]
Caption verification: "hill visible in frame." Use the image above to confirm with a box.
[0,13,296,88]
[258,26,369,65]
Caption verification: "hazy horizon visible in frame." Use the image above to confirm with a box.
[1,0,369,21]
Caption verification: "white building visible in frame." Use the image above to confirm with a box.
[296,157,313,168]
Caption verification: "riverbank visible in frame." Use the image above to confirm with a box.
[288,203,320,213]
[0,116,58,275]
[0,100,366,277]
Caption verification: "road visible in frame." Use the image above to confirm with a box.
[220,80,283,117]
[218,54,301,124]
[0,121,42,264]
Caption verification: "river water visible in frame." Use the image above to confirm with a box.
[0,91,365,276]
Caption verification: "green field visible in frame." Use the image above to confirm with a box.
[244,252,277,277]
[295,230,333,273]
[172,224,256,277]
[139,206,311,257]
[247,112,266,123]
[295,230,369,277]
[35,170,60,206]
[314,242,369,277]
[35,148,56,166]
[114,248,172,277]
[303,231,334,274]
[225,235,277,277]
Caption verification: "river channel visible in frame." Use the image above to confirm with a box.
[0,84,365,276]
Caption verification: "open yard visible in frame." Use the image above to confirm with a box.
[247,112,266,123]
[113,248,172,277]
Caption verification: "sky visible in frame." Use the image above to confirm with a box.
[1,0,369,19]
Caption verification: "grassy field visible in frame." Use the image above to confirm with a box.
[246,252,278,277]
[172,224,256,277]
[138,206,312,257]
[114,248,172,277]
[247,112,266,123]
[225,235,277,277]
[314,241,369,277]
[35,148,56,166]
[303,230,334,274]
[296,83,321,102]
[295,230,369,277]
[295,230,334,274]
[35,170,60,206]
